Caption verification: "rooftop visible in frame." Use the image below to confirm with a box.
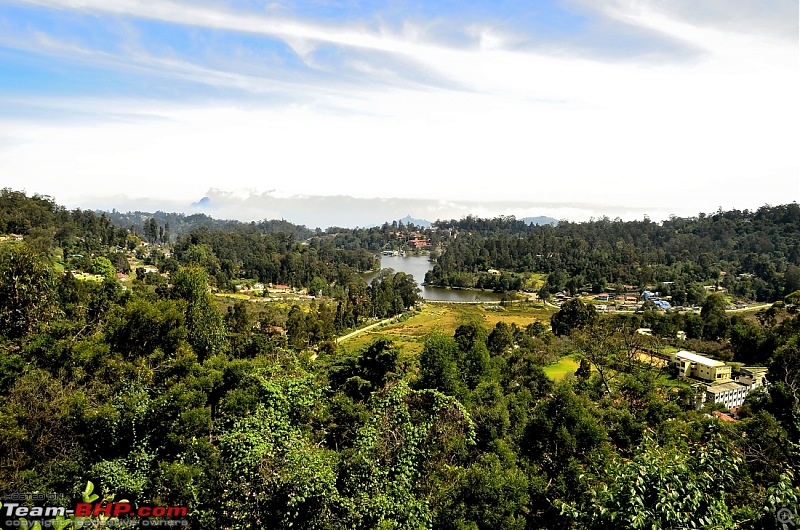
[712,410,737,422]
[674,350,725,367]
[706,381,746,394]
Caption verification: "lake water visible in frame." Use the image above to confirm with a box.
[364,255,505,302]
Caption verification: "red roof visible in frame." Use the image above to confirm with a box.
[712,411,736,422]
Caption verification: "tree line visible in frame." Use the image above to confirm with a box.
[427,205,800,301]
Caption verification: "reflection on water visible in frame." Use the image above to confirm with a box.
[363,255,505,302]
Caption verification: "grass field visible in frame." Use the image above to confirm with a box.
[340,301,557,358]
[543,354,581,380]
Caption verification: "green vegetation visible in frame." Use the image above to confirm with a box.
[2,189,799,529]
[428,207,800,303]
[543,354,582,380]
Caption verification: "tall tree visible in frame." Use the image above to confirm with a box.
[171,265,226,360]
[0,244,55,339]
[550,298,597,336]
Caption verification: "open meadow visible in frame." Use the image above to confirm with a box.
[339,301,557,358]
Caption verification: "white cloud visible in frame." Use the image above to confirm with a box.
[0,0,797,222]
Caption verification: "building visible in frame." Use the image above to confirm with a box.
[408,238,431,250]
[705,381,750,410]
[712,410,736,422]
[671,350,731,383]
[736,367,768,391]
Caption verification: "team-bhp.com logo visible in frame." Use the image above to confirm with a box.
[2,502,186,519]
[2,482,188,528]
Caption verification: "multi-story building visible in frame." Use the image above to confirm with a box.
[687,363,769,412]
[705,382,750,410]
[671,350,732,383]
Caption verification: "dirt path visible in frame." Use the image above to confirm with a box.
[336,316,399,343]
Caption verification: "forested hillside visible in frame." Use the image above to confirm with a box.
[428,207,800,301]
[1,189,799,529]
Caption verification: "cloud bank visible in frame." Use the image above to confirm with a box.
[0,0,797,221]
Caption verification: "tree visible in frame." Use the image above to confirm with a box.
[286,304,307,349]
[226,301,251,334]
[105,299,187,359]
[701,293,729,340]
[785,265,800,296]
[487,321,514,355]
[340,381,475,529]
[218,369,340,530]
[171,265,226,360]
[92,256,116,279]
[418,331,466,400]
[561,429,742,529]
[0,244,55,339]
[550,298,597,336]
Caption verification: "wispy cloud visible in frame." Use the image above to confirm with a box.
[0,0,797,223]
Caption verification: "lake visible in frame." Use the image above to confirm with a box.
[364,255,505,302]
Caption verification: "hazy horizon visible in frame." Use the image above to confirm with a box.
[17,187,792,230]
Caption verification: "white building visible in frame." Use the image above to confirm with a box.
[705,382,750,410]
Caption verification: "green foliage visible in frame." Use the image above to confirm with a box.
[418,331,467,399]
[329,338,401,401]
[550,298,597,336]
[342,381,475,529]
[0,243,56,339]
[219,372,338,530]
[439,452,529,530]
[561,429,742,529]
[105,298,187,359]
[91,256,116,279]
[171,265,227,359]
[701,293,730,340]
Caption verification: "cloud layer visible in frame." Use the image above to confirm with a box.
[0,0,797,224]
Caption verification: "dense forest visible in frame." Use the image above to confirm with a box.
[427,207,800,301]
[1,189,799,529]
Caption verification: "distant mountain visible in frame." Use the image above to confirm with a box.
[398,215,432,228]
[521,215,559,226]
[191,196,211,208]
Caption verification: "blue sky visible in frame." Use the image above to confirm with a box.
[0,0,797,227]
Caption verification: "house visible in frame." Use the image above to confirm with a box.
[671,350,731,383]
[270,284,290,292]
[408,238,431,250]
[487,269,501,276]
[143,266,158,274]
[116,273,130,282]
[595,293,610,301]
[264,325,286,335]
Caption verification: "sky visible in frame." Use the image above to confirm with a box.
[0,0,798,228]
